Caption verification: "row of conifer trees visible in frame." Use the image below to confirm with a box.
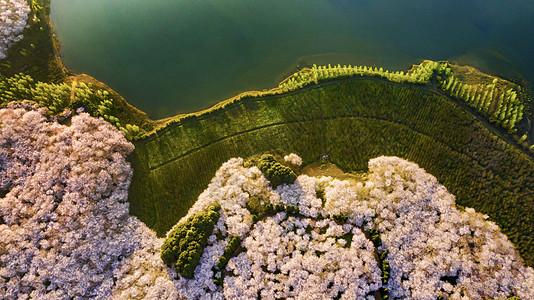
[276,61,527,141]
[278,60,445,92]
[440,76,524,133]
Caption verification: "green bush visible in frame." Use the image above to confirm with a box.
[216,256,228,269]
[286,205,299,215]
[369,228,382,248]
[333,214,348,223]
[160,204,220,279]
[216,236,242,271]
[224,236,241,258]
[246,195,273,217]
[381,260,391,284]
[257,154,297,187]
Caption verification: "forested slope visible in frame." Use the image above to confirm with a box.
[128,78,534,266]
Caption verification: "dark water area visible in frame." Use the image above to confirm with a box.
[50,0,534,119]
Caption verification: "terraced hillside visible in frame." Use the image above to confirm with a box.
[128,77,534,266]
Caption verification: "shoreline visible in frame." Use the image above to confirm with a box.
[14,1,526,145]
[3,2,533,154]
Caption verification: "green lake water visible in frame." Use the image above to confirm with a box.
[50,0,534,119]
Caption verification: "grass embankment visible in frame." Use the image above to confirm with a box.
[129,79,534,266]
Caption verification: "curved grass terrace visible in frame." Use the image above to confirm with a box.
[128,78,534,266]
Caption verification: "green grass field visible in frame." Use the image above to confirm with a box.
[128,78,534,266]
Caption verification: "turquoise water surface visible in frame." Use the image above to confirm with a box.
[51,0,534,118]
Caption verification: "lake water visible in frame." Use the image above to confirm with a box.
[50,0,534,119]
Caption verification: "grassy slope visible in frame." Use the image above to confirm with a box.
[129,78,534,266]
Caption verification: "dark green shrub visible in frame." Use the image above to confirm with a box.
[381,260,391,284]
[340,233,353,248]
[217,236,242,271]
[286,205,295,214]
[160,204,220,279]
[285,205,300,215]
[224,236,242,257]
[316,187,326,207]
[217,257,228,269]
[257,154,297,187]
[333,214,348,223]
[369,228,382,248]
[265,203,274,214]
[251,214,259,222]
[246,196,277,222]
[213,278,223,286]
[246,195,268,216]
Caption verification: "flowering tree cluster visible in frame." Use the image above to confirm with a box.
[160,154,534,299]
[1,105,532,300]
[284,153,302,166]
[226,216,382,299]
[366,157,534,299]
[0,0,30,59]
[0,103,175,299]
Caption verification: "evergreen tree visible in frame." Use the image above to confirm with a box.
[257,154,297,187]
[445,76,454,91]
[450,79,459,94]
[475,94,482,110]
[160,205,221,279]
